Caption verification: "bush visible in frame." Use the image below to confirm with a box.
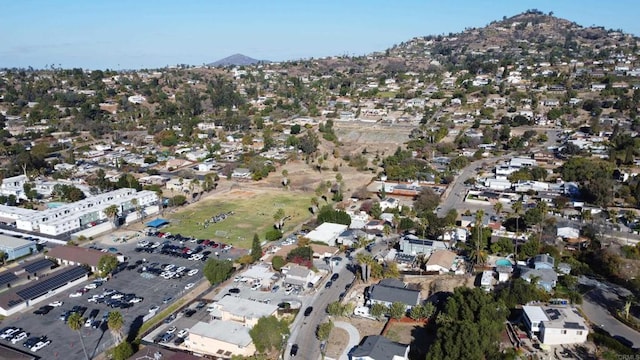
[271,256,285,271]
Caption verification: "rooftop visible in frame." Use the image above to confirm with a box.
[216,296,278,319]
[46,245,106,267]
[0,234,33,249]
[189,320,253,347]
[350,335,408,359]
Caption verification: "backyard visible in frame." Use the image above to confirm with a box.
[163,188,313,249]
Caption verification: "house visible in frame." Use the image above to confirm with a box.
[557,263,572,275]
[231,168,252,179]
[425,250,456,274]
[0,234,37,261]
[399,236,448,256]
[350,335,410,360]
[337,229,368,247]
[208,296,277,327]
[533,254,554,270]
[496,265,513,283]
[520,267,558,292]
[379,198,401,211]
[368,279,420,310]
[557,226,580,239]
[306,222,348,247]
[45,246,106,273]
[522,305,588,345]
[186,320,256,358]
[238,264,276,289]
[480,270,494,289]
[282,263,315,287]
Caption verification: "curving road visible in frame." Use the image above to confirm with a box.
[582,289,640,348]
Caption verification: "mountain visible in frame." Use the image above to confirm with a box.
[208,54,270,67]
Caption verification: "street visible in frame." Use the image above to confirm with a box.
[287,258,356,360]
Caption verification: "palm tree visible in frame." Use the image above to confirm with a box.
[623,296,635,320]
[104,205,119,227]
[203,173,214,192]
[536,202,548,242]
[493,202,503,217]
[68,312,89,360]
[474,210,485,266]
[512,200,523,260]
[107,311,124,343]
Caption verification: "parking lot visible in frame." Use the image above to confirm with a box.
[0,233,246,360]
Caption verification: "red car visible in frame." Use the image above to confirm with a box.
[212,243,219,248]
[202,240,210,246]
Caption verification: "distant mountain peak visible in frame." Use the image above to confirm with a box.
[208,54,270,67]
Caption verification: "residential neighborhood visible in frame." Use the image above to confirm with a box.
[0,7,639,360]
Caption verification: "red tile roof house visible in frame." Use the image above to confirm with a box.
[45,246,105,273]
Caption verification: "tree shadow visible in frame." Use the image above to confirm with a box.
[408,321,436,360]
[127,315,144,343]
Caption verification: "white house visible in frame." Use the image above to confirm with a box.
[306,222,348,247]
[523,305,589,345]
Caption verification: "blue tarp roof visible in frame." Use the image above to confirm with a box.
[146,218,169,228]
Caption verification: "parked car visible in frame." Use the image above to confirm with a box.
[304,306,313,316]
[184,283,195,290]
[149,305,159,313]
[30,339,51,352]
[176,328,189,338]
[290,344,299,357]
[48,301,64,307]
[11,331,29,344]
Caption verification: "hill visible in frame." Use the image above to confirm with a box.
[208,54,270,67]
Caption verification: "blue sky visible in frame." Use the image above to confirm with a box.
[1,0,639,70]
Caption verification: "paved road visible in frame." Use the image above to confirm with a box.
[437,155,510,217]
[582,289,640,348]
[287,261,355,360]
[334,321,360,360]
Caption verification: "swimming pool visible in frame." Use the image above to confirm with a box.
[46,202,65,209]
[496,259,512,266]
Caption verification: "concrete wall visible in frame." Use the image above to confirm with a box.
[71,222,113,240]
[540,326,588,345]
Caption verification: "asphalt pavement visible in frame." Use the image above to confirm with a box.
[287,258,355,360]
[582,289,640,348]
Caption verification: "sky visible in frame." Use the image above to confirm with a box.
[2,0,640,70]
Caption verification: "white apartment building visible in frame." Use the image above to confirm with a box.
[0,175,28,200]
[0,188,158,236]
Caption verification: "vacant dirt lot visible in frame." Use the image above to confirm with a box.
[404,274,476,300]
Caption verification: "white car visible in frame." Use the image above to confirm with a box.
[176,266,186,273]
[129,297,143,304]
[184,283,195,290]
[166,326,177,334]
[111,293,124,299]
[251,283,262,291]
[149,305,159,313]
[48,301,64,307]
[84,318,93,327]
[187,269,199,276]
[177,328,189,338]
[0,328,20,339]
[10,331,28,344]
[30,339,51,352]
[84,283,97,290]
[138,240,149,247]
[164,264,175,271]
[69,291,83,298]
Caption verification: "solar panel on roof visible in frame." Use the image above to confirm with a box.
[16,266,88,300]
[0,272,18,287]
[22,259,55,274]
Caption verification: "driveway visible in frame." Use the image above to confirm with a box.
[334,321,360,360]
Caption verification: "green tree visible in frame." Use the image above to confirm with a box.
[109,341,134,360]
[271,255,285,271]
[265,229,283,242]
[389,302,407,319]
[67,312,89,360]
[249,234,261,263]
[326,302,345,316]
[249,316,290,353]
[316,320,334,341]
[426,288,508,360]
[370,303,388,319]
[98,255,118,277]
[170,194,187,206]
[413,188,440,216]
[203,258,234,285]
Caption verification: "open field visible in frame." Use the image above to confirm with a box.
[163,189,313,248]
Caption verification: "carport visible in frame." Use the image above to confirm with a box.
[146,218,169,228]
